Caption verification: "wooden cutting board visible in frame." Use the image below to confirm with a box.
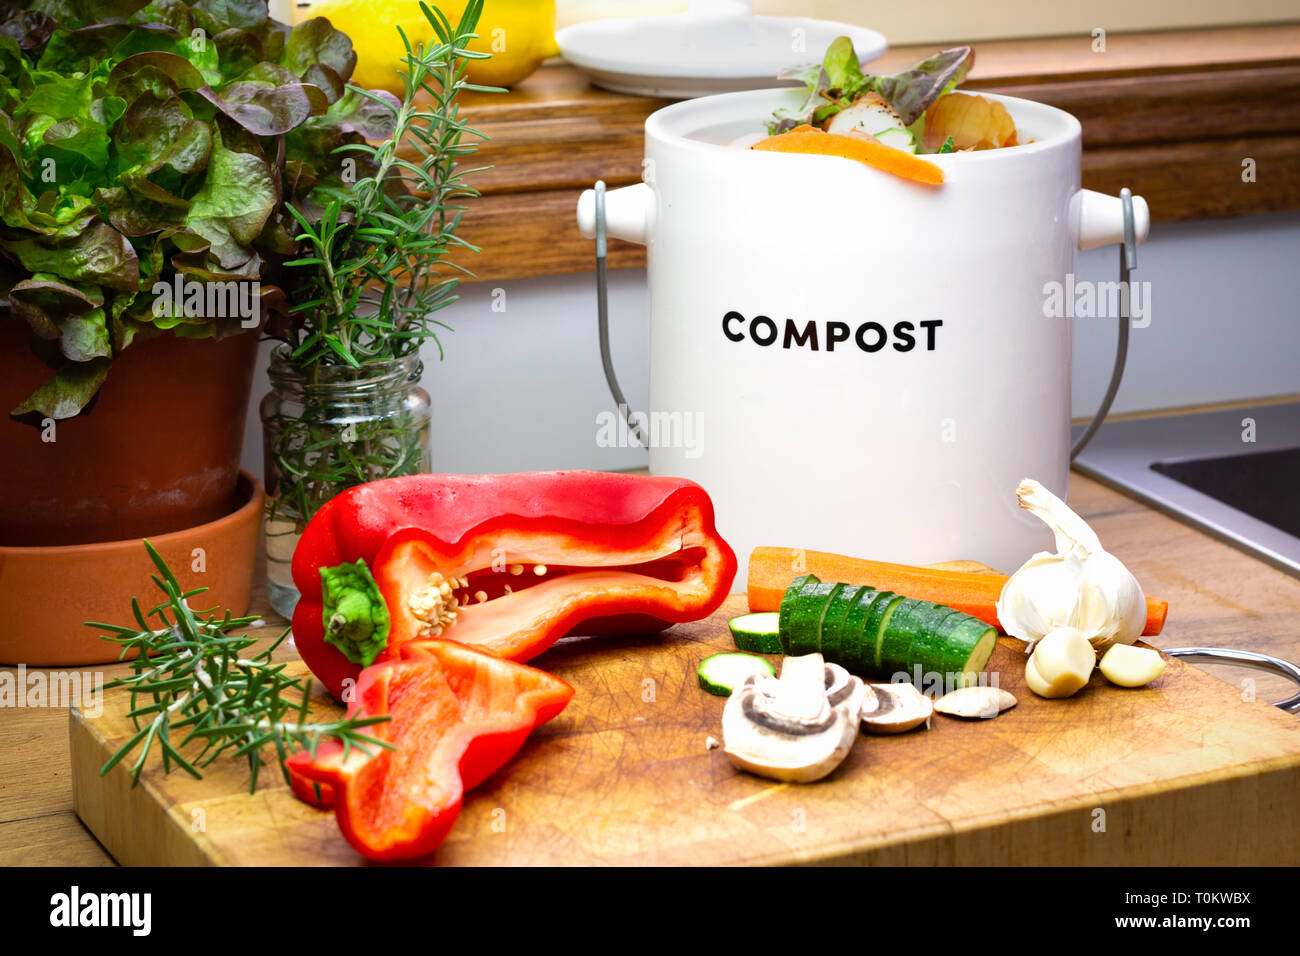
[70,594,1300,866]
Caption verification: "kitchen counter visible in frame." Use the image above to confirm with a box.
[3,471,1298,866]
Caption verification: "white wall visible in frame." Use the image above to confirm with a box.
[240,209,1300,480]
[1071,210,1300,420]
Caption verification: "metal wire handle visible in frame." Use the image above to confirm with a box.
[1164,646,1300,713]
[594,180,647,448]
[1070,187,1137,461]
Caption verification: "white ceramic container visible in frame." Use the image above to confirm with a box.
[578,88,1149,578]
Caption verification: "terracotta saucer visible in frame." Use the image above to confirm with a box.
[0,471,264,667]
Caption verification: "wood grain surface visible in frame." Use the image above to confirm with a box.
[70,599,1300,866]
[441,25,1300,282]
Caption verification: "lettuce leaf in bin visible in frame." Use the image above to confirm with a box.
[770,38,974,135]
[871,47,973,127]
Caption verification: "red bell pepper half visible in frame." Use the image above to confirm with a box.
[287,639,574,862]
[292,471,737,700]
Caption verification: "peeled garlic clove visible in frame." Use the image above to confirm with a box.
[1023,655,1054,698]
[1025,626,1095,698]
[1099,644,1166,687]
[934,686,1017,719]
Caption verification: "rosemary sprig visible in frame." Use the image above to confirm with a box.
[91,541,391,793]
[266,0,494,534]
[280,0,491,367]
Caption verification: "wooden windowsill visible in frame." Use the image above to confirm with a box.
[440,23,1300,283]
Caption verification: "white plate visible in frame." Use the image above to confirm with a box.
[556,1,886,99]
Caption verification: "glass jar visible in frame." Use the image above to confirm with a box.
[260,346,431,618]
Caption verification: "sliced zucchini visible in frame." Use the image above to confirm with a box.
[819,584,865,663]
[773,577,998,686]
[777,573,817,654]
[728,612,782,654]
[697,653,777,697]
[837,587,884,673]
[784,577,839,656]
[874,127,918,154]
[865,592,905,672]
[880,602,965,679]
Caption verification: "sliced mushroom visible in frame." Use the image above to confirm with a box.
[934,685,1017,719]
[859,682,934,735]
[824,661,867,714]
[722,653,859,783]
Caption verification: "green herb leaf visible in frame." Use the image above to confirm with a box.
[1,222,139,291]
[90,540,392,794]
[2,0,390,420]
[868,47,974,127]
[10,356,111,421]
[184,129,277,268]
[282,16,356,81]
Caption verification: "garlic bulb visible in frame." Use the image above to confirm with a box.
[997,479,1146,652]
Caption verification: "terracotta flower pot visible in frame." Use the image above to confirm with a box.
[0,322,260,547]
[0,471,264,666]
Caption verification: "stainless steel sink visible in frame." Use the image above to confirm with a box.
[1072,400,1300,577]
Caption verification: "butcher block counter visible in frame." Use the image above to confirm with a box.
[2,472,1298,866]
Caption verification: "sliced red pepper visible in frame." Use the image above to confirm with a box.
[287,762,334,808]
[292,471,736,700]
[287,640,574,862]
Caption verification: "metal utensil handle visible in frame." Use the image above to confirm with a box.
[1070,187,1137,461]
[1164,646,1300,713]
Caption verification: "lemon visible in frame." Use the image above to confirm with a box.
[298,0,558,94]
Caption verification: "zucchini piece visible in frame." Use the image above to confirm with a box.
[697,653,777,697]
[902,607,974,680]
[864,592,904,673]
[728,612,782,654]
[948,620,998,687]
[834,587,877,672]
[876,597,924,678]
[779,577,999,687]
[777,573,817,654]
[879,600,998,687]
[816,582,846,653]
[783,578,840,656]
[879,602,965,680]
[874,127,918,154]
[819,584,865,664]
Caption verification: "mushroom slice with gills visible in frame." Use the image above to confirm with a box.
[824,661,867,714]
[722,653,859,783]
[859,682,934,735]
[934,685,1017,719]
